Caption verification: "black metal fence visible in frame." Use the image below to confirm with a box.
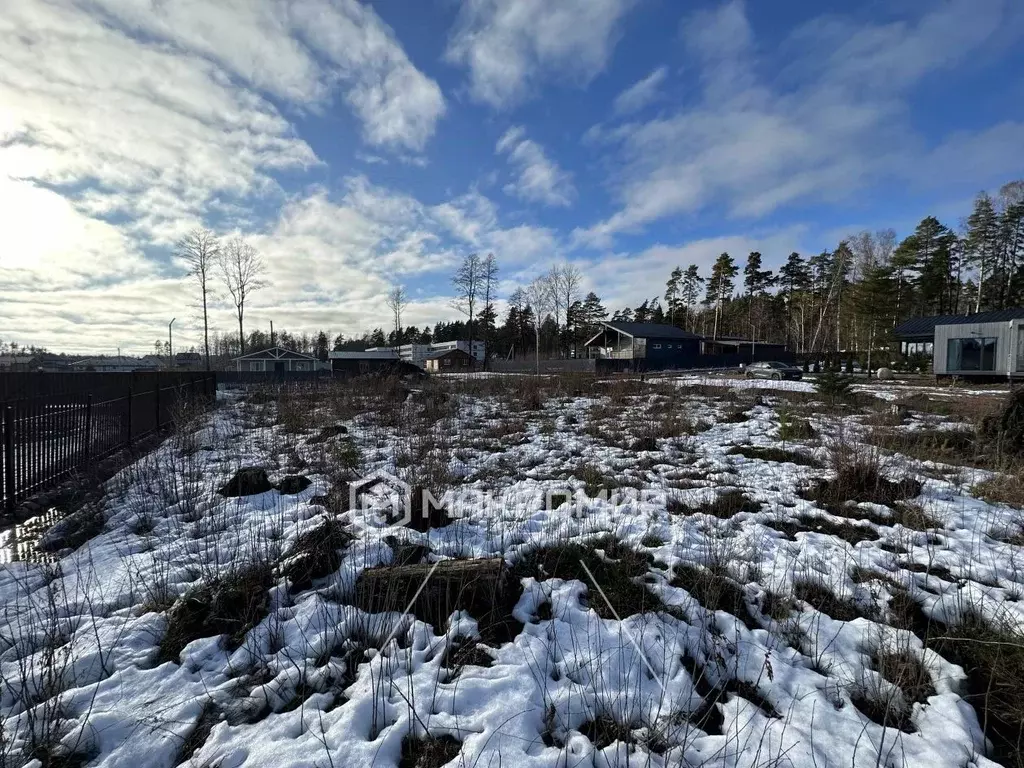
[1,374,216,515]
[217,370,334,385]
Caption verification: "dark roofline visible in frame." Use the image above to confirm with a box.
[425,348,473,359]
[894,309,1024,339]
[585,321,702,346]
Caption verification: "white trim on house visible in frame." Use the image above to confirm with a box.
[232,346,319,373]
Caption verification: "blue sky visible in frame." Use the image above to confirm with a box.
[2,0,1023,354]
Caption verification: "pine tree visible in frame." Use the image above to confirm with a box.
[704,253,738,340]
[665,266,683,326]
[314,331,329,361]
[966,192,999,312]
[580,292,607,339]
[854,263,895,373]
[889,238,918,326]
[778,252,810,351]
[633,299,651,323]
[996,201,1024,308]
[651,301,665,324]
[743,251,775,342]
[897,217,958,315]
[679,265,704,331]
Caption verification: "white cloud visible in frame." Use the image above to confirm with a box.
[586,228,805,310]
[0,0,450,353]
[446,0,638,108]
[576,0,1024,247]
[0,178,151,291]
[495,127,576,207]
[613,66,668,116]
[83,0,445,152]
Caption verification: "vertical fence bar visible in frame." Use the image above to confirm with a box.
[30,399,37,495]
[155,382,161,431]
[85,395,93,462]
[126,387,134,446]
[4,406,15,515]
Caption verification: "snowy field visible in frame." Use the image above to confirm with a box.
[1,375,1022,768]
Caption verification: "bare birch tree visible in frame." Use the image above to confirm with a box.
[524,274,555,375]
[177,228,220,370]
[385,285,408,345]
[451,252,483,353]
[220,237,266,356]
[553,263,583,357]
[480,253,499,366]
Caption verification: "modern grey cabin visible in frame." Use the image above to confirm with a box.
[934,316,1024,380]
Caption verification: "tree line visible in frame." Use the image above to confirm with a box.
[171,179,1022,366]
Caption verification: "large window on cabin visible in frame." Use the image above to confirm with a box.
[946,337,997,372]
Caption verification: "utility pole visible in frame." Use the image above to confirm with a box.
[270,320,275,347]
[168,318,176,367]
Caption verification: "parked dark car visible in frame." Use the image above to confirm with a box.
[744,361,803,380]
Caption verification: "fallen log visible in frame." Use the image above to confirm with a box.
[354,557,509,634]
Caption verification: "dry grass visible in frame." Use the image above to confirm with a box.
[973,471,1024,509]
[792,579,875,622]
[399,735,462,768]
[727,445,820,467]
[514,537,662,619]
[928,612,1024,767]
[159,563,274,663]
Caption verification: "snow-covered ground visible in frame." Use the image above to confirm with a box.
[657,373,1011,402]
[0,380,1020,767]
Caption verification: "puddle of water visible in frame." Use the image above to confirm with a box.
[0,507,64,564]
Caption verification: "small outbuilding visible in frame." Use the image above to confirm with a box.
[424,348,474,373]
[330,350,421,377]
[234,347,318,373]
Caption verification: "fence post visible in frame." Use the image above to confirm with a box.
[155,381,161,431]
[126,387,133,446]
[4,406,15,517]
[84,395,93,462]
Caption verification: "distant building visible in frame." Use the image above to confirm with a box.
[894,309,1024,358]
[233,347,319,373]
[175,352,203,369]
[28,354,71,373]
[585,322,701,367]
[700,336,789,358]
[932,313,1024,380]
[429,340,486,362]
[424,348,474,373]
[329,350,421,377]
[70,356,162,372]
[367,340,486,368]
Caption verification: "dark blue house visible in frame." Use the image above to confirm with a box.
[584,321,701,371]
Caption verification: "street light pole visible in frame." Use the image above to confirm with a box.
[169,318,176,368]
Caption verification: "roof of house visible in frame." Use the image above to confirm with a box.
[425,348,473,360]
[706,337,787,347]
[894,309,1024,339]
[329,350,400,360]
[233,346,316,361]
[585,321,701,347]
[71,356,158,368]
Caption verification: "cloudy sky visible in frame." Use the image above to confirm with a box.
[2,0,1023,354]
